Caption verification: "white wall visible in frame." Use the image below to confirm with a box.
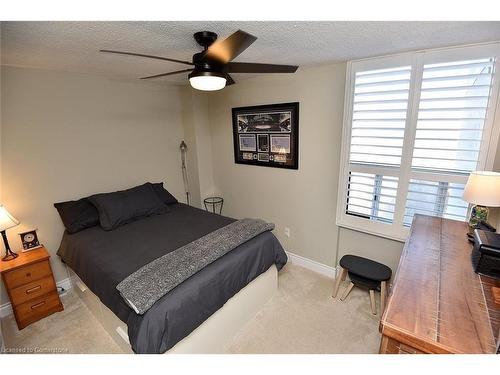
[181,88,217,207]
[0,66,188,304]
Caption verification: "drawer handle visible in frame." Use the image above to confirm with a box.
[26,285,42,294]
[31,301,46,309]
[26,272,32,278]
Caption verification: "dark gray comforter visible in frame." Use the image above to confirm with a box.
[57,203,287,353]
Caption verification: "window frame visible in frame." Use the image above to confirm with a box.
[336,42,500,242]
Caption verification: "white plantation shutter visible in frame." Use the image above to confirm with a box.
[338,44,500,240]
[403,180,469,226]
[345,65,410,224]
[346,172,399,223]
[412,58,494,173]
[403,57,496,226]
[350,66,411,167]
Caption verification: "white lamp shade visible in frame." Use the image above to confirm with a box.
[463,171,500,207]
[0,205,20,231]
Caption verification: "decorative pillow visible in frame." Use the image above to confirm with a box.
[151,182,178,205]
[88,183,169,231]
[54,198,100,234]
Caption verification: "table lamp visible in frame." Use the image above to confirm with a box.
[463,171,500,232]
[0,204,20,261]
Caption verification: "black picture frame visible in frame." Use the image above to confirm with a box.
[232,102,299,170]
[18,229,41,251]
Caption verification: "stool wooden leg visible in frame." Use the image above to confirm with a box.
[369,290,377,315]
[380,281,387,314]
[332,267,347,298]
[340,282,355,301]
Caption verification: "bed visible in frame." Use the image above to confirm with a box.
[57,202,287,353]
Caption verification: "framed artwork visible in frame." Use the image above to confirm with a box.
[232,102,299,169]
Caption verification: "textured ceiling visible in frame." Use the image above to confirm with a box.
[1,21,500,85]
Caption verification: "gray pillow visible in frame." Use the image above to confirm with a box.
[54,198,99,234]
[151,182,178,205]
[88,183,169,230]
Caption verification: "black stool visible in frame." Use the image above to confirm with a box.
[332,255,392,315]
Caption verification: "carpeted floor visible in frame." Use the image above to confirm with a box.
[1,263,381,354]
[1,290,123,354]
[225,263,381,353]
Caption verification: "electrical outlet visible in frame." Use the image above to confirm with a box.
[284,227,291,238]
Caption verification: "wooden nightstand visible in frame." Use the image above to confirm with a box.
[0,246,63,329]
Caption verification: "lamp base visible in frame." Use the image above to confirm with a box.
[1,230,18,262]
[2,250,19,262]
[468,204,489,234]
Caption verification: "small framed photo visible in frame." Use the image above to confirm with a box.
[257,134,269,152]
[19,229,42,252]
[239,134,256,151]
[242,152,254,160]
[270,135,291,153]
[274,154,287,163]
[258,153,270,162]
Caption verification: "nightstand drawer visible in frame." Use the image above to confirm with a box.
[15,291,63,329]
[3,260,52,289]
[10,276,56,306]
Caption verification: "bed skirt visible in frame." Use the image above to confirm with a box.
[68,265,278,354]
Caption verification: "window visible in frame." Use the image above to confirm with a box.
[346,172,399,223]
[338,43,500,241]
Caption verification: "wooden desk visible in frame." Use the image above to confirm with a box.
[379,215,500,354]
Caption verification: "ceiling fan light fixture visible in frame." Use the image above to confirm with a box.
[101,30,298,88]
[188,70,226,91]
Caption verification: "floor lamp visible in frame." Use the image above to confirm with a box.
[180,140,190,205]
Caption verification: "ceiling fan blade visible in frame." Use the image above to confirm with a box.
[203,30,257,64]
[225,74,235,86]
[140,69,194,80]
[226,62,298,74]
[100,49,194,66]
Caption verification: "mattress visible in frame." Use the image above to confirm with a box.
[57,203,287,353]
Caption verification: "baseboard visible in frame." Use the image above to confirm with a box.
[0,277,72,319]
[286,251,337,279]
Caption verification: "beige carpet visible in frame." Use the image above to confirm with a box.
[225,263,381,353]
[2,263,381,354]
[2,290,123,354]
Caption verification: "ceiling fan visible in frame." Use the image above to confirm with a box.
[100,30,298,91]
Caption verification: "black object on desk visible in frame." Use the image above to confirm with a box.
[467,221,496,242]
[204,197,224,214]
[472,229,500,279]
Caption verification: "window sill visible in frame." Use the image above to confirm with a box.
[336,217,408,243]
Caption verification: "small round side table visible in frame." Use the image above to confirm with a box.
[204,197,224,214]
